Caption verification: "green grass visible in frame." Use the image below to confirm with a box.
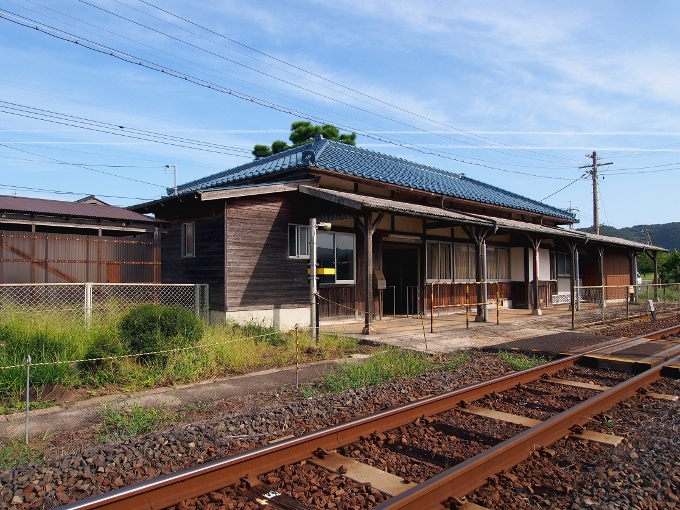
[0,438,45,469]
[298,383,320,399]
[497,350,548,371]
[323,348,436,392]
[442,351,469,371]
[98,403,168,443]
[0,309,364,410]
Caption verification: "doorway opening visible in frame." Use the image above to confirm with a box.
[382,247,419,315]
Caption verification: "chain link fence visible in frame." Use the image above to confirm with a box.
[0,283,210,322]
[572,283,680,328]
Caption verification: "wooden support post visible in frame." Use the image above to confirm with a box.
[462,225,491,322]
[629,250,638,304]
[652,251,659,301]
[362,213,372,335]
[361,213,384,335]
[528,235,542,315]
[496,283,500,325]
[568,242,577,313]
[466,283,469,329]
[430,282,434,333]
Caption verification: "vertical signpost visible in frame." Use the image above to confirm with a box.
[309,218,318,341]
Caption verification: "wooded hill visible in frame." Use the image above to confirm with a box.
[578,223,680,251]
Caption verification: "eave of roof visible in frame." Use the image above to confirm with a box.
[583,232,667,252]
[299,187,667,251]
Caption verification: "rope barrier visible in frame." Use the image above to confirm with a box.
[0,329,282,371]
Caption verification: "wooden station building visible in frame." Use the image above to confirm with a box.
[132,136,665,330]
[0,195,164,284]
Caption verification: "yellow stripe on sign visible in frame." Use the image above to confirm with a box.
[307,267,336,275]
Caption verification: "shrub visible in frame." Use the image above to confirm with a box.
[118,304,203,363]
[79,334,126,373]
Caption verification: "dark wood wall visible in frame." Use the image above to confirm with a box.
[160,201,225,312]
[225,194,310,311]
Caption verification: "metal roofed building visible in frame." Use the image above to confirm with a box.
[132,136,666,330]
[0,195,166,284]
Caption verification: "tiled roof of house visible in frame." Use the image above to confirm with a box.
[173,138,576,221]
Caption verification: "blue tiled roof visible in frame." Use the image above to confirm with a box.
[173,139,575,221]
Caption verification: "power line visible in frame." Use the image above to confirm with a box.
[0,10,581,181]
[0,153,161,167]
[18,0,579,169]
[0,143,167,188]
[0,182,155,201]
[0,100,253,157]
[96,0,582,167]
[132,0,580,165]
[541,173,587,201]
[7,0,387,142]
[0,139,236,171]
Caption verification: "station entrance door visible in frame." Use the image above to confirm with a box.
[382,247,419,315]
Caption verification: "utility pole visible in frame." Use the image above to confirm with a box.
[579,152,612,235]
[166,164,178,196]
[566,202,579,230]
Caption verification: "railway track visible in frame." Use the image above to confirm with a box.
[59,330,680,510]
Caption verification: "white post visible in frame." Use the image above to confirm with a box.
[84,282,93,327]
[194,284,201,318]
[25,355,31,445]
[309,218,318,340]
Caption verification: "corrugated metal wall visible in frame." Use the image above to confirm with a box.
[0,230,160,283]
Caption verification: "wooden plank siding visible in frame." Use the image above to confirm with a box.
[318,285,356,318]
[161,215,225,312]
[579,249,631,290]
[225,195,310,311]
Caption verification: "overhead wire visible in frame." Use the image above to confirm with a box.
[76,0,580,168]
[0,182,154,201]
[0,143,167,188]
[0,153,161,167]
[1,0,570,170]
[0,100,253,157]
[541,173,587,201]
[0,10,582,181]
[5,0,401,142]
[0,140,238,171]
[131,0,581,165]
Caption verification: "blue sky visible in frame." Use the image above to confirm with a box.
[1,1,679,230]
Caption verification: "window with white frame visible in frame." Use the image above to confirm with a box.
[181,222,195,258]
[288,224,310,259]
[454,243,476,280]
[486,246,510,280]
[426,241,452,282]
[556,252,571,277]
[316,232,355,284]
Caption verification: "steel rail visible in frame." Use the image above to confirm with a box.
[374,353,680,510]
[58,332,665,510]
[644,323,680,339]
